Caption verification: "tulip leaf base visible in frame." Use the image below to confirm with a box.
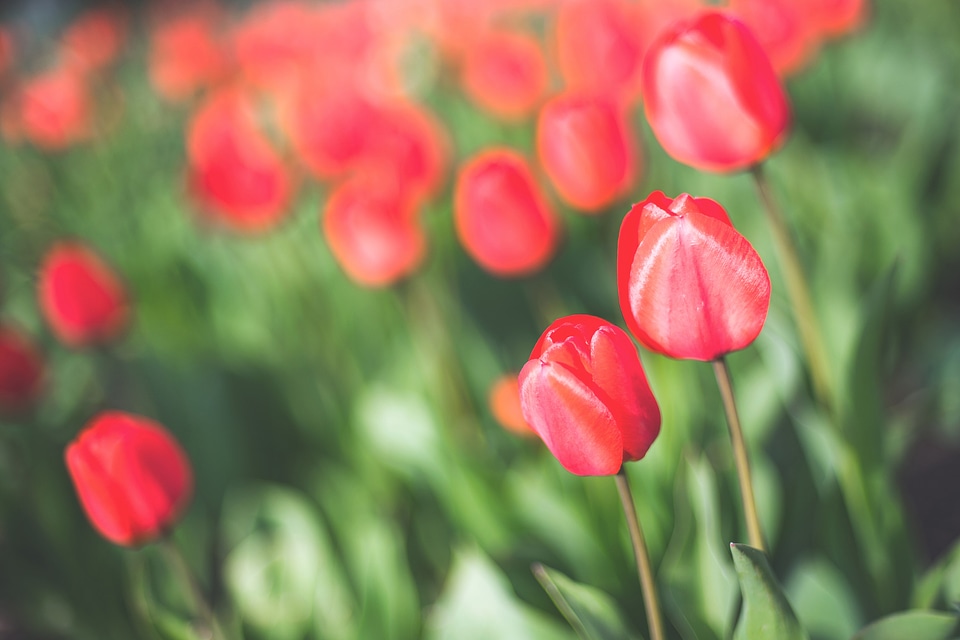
[730,543,808,640]
[851,610,958,640]
[533,564,641,640]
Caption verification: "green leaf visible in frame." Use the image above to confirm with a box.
[730,544,808,640]
[532,564,641,640]
[852,610,958,640]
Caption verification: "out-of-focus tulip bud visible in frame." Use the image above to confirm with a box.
[0,324,44,414]
[0,28,15,79]
[15,67,91,151]
[454,149,560,277]
[553,0,645,101]
[59,7,128,75]
[461,29,548,120]
[187,89,293,232]
[489,373,533,436]
[642,11,791,173]
[537,92,638,213]
[322,176,426,287]
[519,315,661,476]
[617,191,770,361]
[65,411,193,546]
[38,242,129,348]
[148,6,230,102]
[728,0,818,76]
[800,0,868,38]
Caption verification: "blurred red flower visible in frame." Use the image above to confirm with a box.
[148,5,231,102]
[65,411,193,546]
[519,314,661,476]
[0,324,44,415]
[454,149,559,277]
[537,92,638,213]
[59,7,128,75]
[728,0,818,76]
[489,374,533,436]
[13,66,91,151]
[642,11,791,173]
[187,89,293,232]
[461,29,548,120]
[38,242,129,348]
[322,176,426,287]
[800,0,869,38]
[617,192,770,361]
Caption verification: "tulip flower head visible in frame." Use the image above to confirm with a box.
[65,411,194,546]
[537,92,638,213]
[519,315,661,476]
[461,29,548,120]
[454,149,560,277]
[38,242,129,348]
[0,324,44,414]
[488,373,533,436]
[642,11,791,172]
[617,192,771,361]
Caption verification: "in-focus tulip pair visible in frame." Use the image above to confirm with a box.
[642,12,791,172]
[519,315,661,476]
[0,324,45,414]
[65,411,193,546]
[39,242,129,348]
[617,192,771,362]
[454,149,560,277]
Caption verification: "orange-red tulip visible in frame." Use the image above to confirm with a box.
[148,7,230,102]
[519,314,661,476]
[59,7,128,75]
[642,11,791,173]
[65,411,193,546]
[38,242,129,348]
[800,0,868,38]
[617,191,770,361]
[454,149,559,277]
[728,0,818,76]
[461,29,548,120]
[322,176,426,287]
[15,67,91,151]
[537,92,638,213]
[488,374,533,436]
[0,324,44,414]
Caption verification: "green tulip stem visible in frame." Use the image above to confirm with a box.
[712,357,766,552]
[158,536,226,640]
[615,467,666,640]
[751,164,835,414]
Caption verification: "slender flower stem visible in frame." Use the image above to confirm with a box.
[750,163,834,414]
[158,536,225,640]
[614,467,665,640]
[712,358,765,552]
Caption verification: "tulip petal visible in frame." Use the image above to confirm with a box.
[519,359,623,476]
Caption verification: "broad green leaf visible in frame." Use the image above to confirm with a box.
[785,559,861,640]
[852,610,958,640]
[730,544,808,640]
[532,564,640,640]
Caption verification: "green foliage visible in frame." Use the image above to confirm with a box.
[730,544,808,640]
[533,564,641,640]
[851,610,958,640]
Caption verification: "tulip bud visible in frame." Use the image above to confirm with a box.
[461,29,548,121]
[322,176,426,287]
[0,324,44,414]
[519,315,661,476]
[642,11,791,173]
[537,92,638,213]
[728,0,817,76]
[488,373,533,436]
[454,149,560,277]
[15,67,92,151]
[38,242,129,348]
[65,411,194,546]
[617,191,770,361]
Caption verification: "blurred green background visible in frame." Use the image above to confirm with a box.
[1,0,960,638]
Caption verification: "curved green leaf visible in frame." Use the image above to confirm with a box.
[852,610,958,640]
[730,544,807,640]
[532,564,641,640]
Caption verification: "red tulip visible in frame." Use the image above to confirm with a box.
[553,0,645,101]
[38,242,129,348]
[728,0,818,76]
[642,11,791,173]
[59,7,128,75]
[461,29,548,120]
[322,176,426,287]
[537,92,638,213]
[0,324,44,414]
[148,6,230,102]
[454,149,559,277]
[800,0,868,38]
[15,66,91,151]
[187,89,293,232]
[488,373,533,436]
[519,315,661,476]
[617,191,770,361]
[65,411,193,546]
[0,28,15,79]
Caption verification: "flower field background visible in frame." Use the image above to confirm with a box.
[0,0,959,638]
